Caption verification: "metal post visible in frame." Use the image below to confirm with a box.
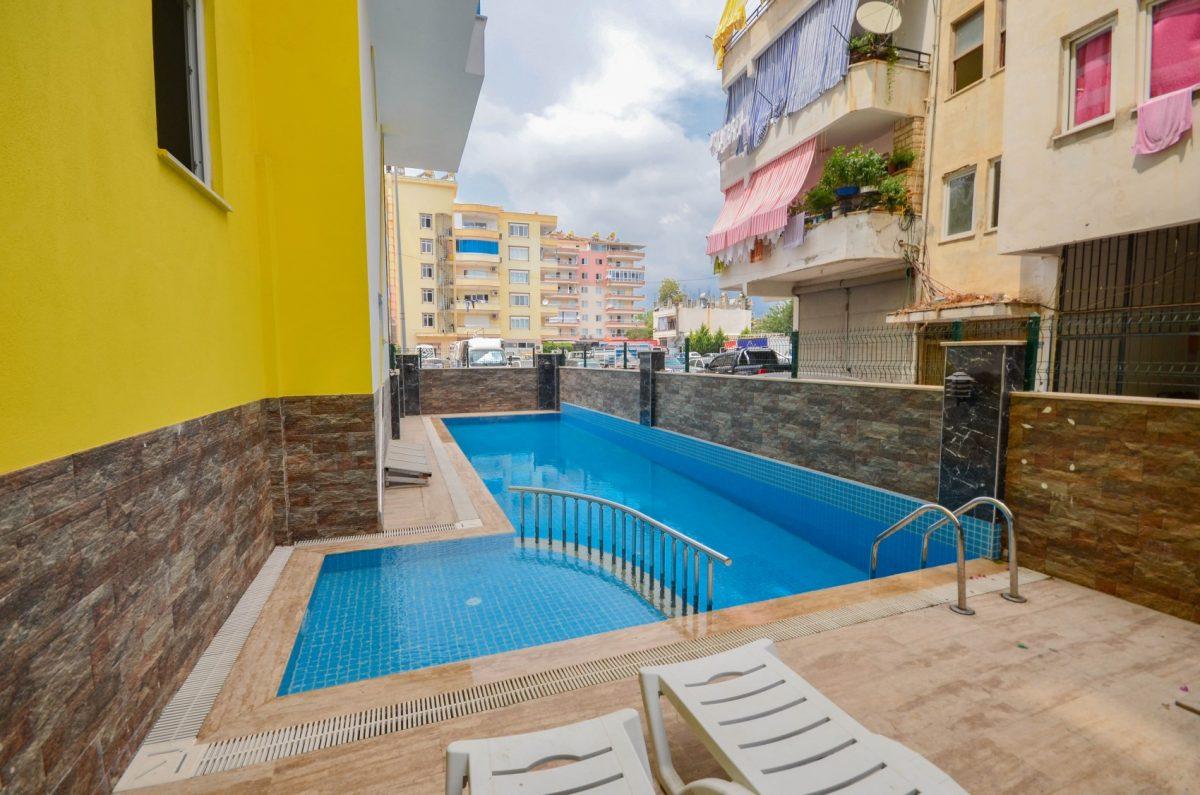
[561,497,567,548]
[534,494,540,543]
[684,338,691,372]
[583,347,588,368]
[692,551,700,614]
[706,559,714,612]
[1002,518,1026,604]
[789,330,799,380]
[950,520,975,616]
[622,341,629,369]
[1023,314,1040,391]
[573,499,579,554]
[519,493,525,542]
[951,319,964,342]
[670,539,677,609]
[680,550,689,616]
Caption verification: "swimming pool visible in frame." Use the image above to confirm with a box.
[279,405,995,693]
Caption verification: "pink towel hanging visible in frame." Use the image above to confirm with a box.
[1132,86,1195,155]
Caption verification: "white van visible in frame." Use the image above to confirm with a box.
[451,338,507,368]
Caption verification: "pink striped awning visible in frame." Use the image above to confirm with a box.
[706,138,817,256]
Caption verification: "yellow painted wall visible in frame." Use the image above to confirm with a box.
[0,1,372,474]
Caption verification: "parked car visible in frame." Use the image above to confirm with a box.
[687,352,705,369]
[700,353,717,368]
[704,347,791,376]
[421,357,445,369]
[662,356,687,372]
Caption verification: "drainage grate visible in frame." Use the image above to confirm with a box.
[294,521,469,548]
[194,569,1046,776]
[144,547,293,744]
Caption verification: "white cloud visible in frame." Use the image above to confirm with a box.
[456,1,730,299]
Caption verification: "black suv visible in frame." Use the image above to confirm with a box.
[704,348,791,376]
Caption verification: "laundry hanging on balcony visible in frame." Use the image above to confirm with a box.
[706,137,817,260]
[715,0,856,157]
[713,0,747,69]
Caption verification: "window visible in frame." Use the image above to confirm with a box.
[421,263,434,279]
[419,213,433,229]
[595,314,602,322]
[456,239,499,255]
[421,288,434,304]
[944,167,976,237]
[581,286,589,294]
[509,269,529,284]
[1069,25,1112,127]
[997,0,1007,69]
[581,300,589,308]
[508,223,529,237]
[595,328,603,336]
[597,258,604,265]
[595,273,602,281]
[581,257,588,264]
[508,246,530,261]
[952,9,984,92]
[510,316,531,330]
[987,158,1002,230]
[511,293,530,307]
[152,0,210,182]
[421,313,435,328]
[420,238,434,255]
[1147,0,1200,98]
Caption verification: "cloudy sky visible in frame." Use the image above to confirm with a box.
[455,0,732,305]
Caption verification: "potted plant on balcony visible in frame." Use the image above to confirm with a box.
[879,174,909,213]
[803,184,836,223]
[887,147,916,174]
[821,145,887,200]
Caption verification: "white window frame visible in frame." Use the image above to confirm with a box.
[509,269,530,284]
[419,213,433,229]
[986,157,1002,231]
[1063,19,1116,132]
[420,238,434,255]
[951,6,985,93]
[510,316,531,330]
[1141,0,1198,100]
[511,293,530,307]
[942,165,977,239]
[508,245,530,261]
[420,263,434,279]
[154,0,212,184]
[421,288,434,304]
[421,313,435,328]
[508,222,529,237]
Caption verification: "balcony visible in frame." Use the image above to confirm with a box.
[450,300,498,312]
[454,270,500,286]
[604,292,643,302]
[544,315,581,326]
[717,210,910,297]
[718,61,929,191]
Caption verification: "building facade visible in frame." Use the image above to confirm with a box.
[653,295,753,349]
[707,0,1199,395]
[386,174,650,356]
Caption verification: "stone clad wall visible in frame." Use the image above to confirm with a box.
[560,368,640,422]
[0,400,279,792]
[420,368,537,414]
[654,372,944,500]
[1005,394,1200,621]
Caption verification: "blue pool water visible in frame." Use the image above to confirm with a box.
[280,405,989,694]
[279,535,662,695]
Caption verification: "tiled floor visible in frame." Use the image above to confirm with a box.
[127,412,1200,793]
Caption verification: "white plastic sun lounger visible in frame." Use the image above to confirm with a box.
[640,639,968,795]
[445,709,657,795]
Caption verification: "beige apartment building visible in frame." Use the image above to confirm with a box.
[386,169,648,356]
[709,0,1198,395]
[653,295,753,349]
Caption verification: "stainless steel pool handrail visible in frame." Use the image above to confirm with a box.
[509,485,732,615]
[920,497,1024,603]
[870,503,974,616]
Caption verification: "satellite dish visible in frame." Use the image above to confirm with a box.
[856,1,902,35]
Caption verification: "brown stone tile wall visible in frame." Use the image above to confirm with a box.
[1005,394,1200,621]
[560,368,640,422]
[0,400,278,793]
[653,372,944,499]
[420,368,537,414]
[277,394,378,543]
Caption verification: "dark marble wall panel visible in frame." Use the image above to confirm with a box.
[1006,394,1200,622]
[536,354,563,410]
[277,395,378,543]
[560,368,641,422]
[652,373,944,499]
[419,368,537,414]
[0,401,277,792]
[639,350,665,426]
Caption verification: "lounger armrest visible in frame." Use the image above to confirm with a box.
[679,778,755,795]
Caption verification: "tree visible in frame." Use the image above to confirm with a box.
[657,278,685,307]
[541,341,572,353]
[686,324,729,354]
[753,301,794,334]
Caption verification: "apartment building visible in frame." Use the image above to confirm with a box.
[708,0,1198,395]
[653,295,753,349]
[387,175,648,353]
[541,232,648,341]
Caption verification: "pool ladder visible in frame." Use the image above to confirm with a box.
[509,486,732,616]
[869,497,1024,616]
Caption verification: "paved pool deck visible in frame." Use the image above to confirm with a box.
[125,414,1200,793]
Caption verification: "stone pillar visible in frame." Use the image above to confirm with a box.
[535,352,564,410]
[639,349,665,426]
[938,341,1026,509]
[399,353,421,416]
